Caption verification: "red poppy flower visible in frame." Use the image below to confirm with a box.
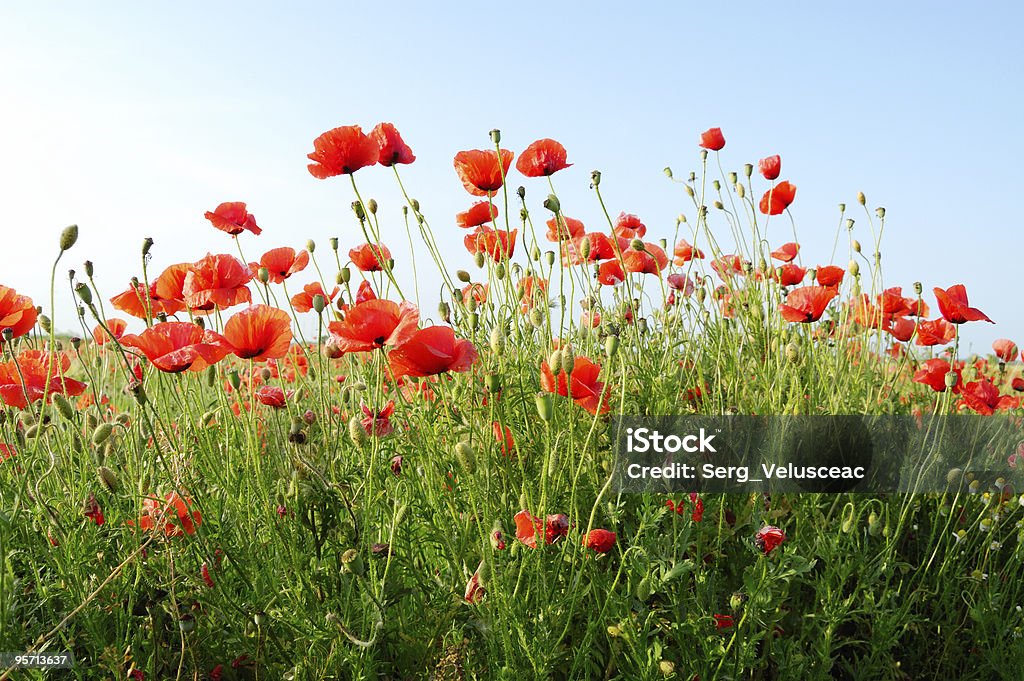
[249,247,309,284]
[361,401,395,437]
[755,525,786,554]
[388,326,478,379]
[913,358,960,393]
[92,318,127,345]
[513,510,570,548]
[456,201,498,228]
[621,241,669,275]
[815,265,845,288]
[915,318,956,346]
[83,493,105,525]
[959,380,1019,415]
[759,181,797,215]
[223,304,293,361]
[770,242,799,262]
[204,202,262,236]
[759,154,781,180]
[545,215,585,242]
[672,239,705,266]
[461,283,488,305]
[307,125,380,178]
[778,286,836,323]
[714,614,735,631]
[0,443,16,463]
[540,356,610,415]
[667,273,695,296]
[255,385,287,408]
[933,284,993,324]
[349,243,392,272]
[109,284,161,320]
[371,122,415,167]
[493,421,515,455]
[885,316,916,343]
[152,263,191,310]
[993,339,1019,363]
[290,282,339,313]
[597,259,625,286]
[516,138,571,177]
[182,254,253,312]
[582,528,616,553]
[698,127,725,151]
[0,285,38,341]
[464,227,517,261]
[454,149,514,196]
[327,299,419,354]
[613,213,647,239]
[689,492,705,522]
[518,276,547,313]
[129,491,202,537]
[773,263,807,287]
[0,350,87,408]
[1013,378,1024,392]
[711,254,746,281]
[120,322,232,373]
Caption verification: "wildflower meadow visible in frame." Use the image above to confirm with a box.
[2,123,1024,680]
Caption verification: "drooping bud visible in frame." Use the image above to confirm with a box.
[53,394,75,421]
[875,207,885,218]
[92,423,114,446]
[543,194,560,214]
[38,315,52,334]
[455,441,476,474]
[457,269,471,283]
[438,302,451,323]
[517,185,526,201]
[663,167,673,179]
[529,308,545,328]
[736,184,746,199]
[486,372,501,393]
[97,465,120,493]
[494,262,506,280]
[227,369,241,391]
[341,548,365,576]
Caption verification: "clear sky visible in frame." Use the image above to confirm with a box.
[1,2,1020,354]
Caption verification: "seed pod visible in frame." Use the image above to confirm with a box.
[306,239,316,253]
[60,224,79,251]
[486,373,501,393]
[258,267,270,284]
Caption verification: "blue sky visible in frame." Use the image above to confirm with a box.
[1,3,1020,353]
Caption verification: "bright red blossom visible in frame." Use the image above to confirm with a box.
[515,138,571,177]
[370,122,415,167]
[222,304,293,361]
[514,510,570,548]
[120,322,232,373]
[0,285,38,340]
[204,202,261,236]
[93,318,127,345]
[349,243,392,272]
[456,201,498,228]
[759,154,781,180]
[699,127,725,150]
[993,338,1019,363]
[0,350,87,408]
[582,529,616,553]
[249,247,309,284]
[540,356,610,415]
[129,492,202,537]
[933,284,993,324]
[307,125,380,178]
[327,299,419,354]
[182,254,253,312]
[454,149,514,196]
[755,525,786,554]
[388,326,478,379]
[464,227,517,261]
[770,242,799,262]
[759,181,797,215]
[779,286,837,323]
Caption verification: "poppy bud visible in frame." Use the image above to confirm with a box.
[517,185,526,200]
[410,198,420,213]
[605,335,619,358]
[435,301,450,324]
[312,294,326,314]
[367,198,378,215]
[838,203,846,212]
[736,184,745,199]
[785,342,801,364]
[684,184,695,198]
[578,236,592,261]
[75,282,93,305]
[178,614,196,633]
[628,238,643,252]
[848,260,860,277]
[92,423,114,446]
[560,345,575,375]
[131,382,147,405]
[713,200,724,210]
[867,511,881,536]
[97,465,120,493]
[944,371,958,389]
[341,548,365,576]
[306,239,316,253]
[658,660,675,677]
[490,520,507,550]
[457,269,471,283]
[455,441,476,474]
[489,327,506,356]
[258,267,270,284]
[529,308,545,328]
[590,170,601,187]
[663,166,673,179]
[535,392,554,422]
[548,350,563,375]
[469,312,479,330]
[489,129,501,144]
[712,180,721,192]
[851,240,861,254]
[59,224,79,251]
[744,163,753,178]
[543,194,562,214]
[857,191,866,206]
[226,369,241,391]
[348,416,368,448]
[544,251,555,267]
[530,245,541,262]
[38,315,51,333]
[53,394,75,421]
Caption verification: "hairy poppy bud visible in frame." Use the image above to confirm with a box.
[455,441,476,474]
[857,191,866,206]
[38,315,51,334]
[341,548,365,576]
[530,245,541,262]
[227,369,241,391]
[659,660,675,677]
[785,342,800,364]
[59,224,79,251]
[438,302,451,323]
[349,416,368,448]
[367,198,378,215]
[535,392,554,422]
[605,335,619,358]
[337,267,351,284]
[258,267,270,284]
[684,184,695,198]
[457,269,471,283]
[494,262,506,280]
[75,283,93,305]
[312,294,326,314]
[548,350,563,375]
[92,423,114,446]
[851,240,861,254]
[517,185,526,200]
[736,183,745,199]
[489,129,501,144]
[560,345,575,374]
[469,312,479,330]
[53,394,75,421]
[97,465,120,493]
[848,260,860,277]
[630,238,644,252]
[867,511,881,536]
[663,166,673,179]
[529,308,545,328]
[486,372,501,393]
[489,326,506,356]
[306,239,316,253]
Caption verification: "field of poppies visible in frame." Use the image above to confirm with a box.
[2,123,1023,680]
